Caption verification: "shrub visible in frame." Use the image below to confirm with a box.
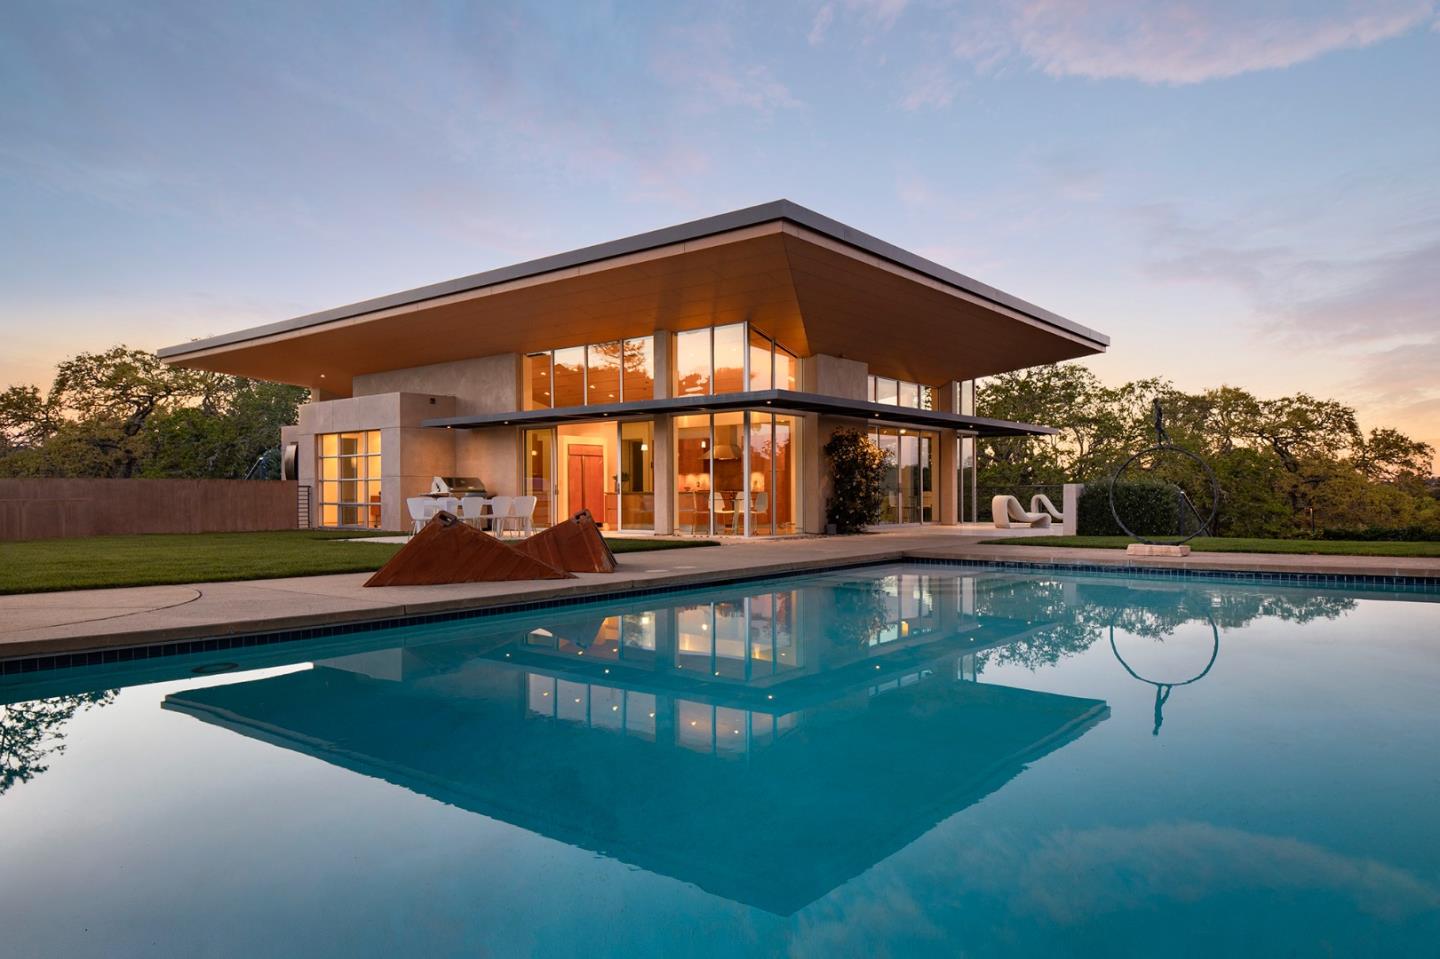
[824,428,889,533]
[1078,480,1183,537]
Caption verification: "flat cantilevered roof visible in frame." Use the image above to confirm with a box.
[159,200,1109,394]
[421,388,1057,437]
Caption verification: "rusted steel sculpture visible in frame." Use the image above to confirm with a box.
[364,512,572,587]
[513,509,618,574]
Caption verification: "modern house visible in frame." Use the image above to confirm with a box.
[158,201,1108,535]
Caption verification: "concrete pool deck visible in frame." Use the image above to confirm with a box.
[2,528,1438,663]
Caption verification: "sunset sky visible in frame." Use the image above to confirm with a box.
[2,1,1437,456]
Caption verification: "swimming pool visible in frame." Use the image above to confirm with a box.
[1,563,1437,957]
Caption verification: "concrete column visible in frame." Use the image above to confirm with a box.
[652,330,672,400]
[938,430,959,526]
[800,412,824,533]
[938,381,961,414]
[653,413,675,534]
[1063,483,1083,536]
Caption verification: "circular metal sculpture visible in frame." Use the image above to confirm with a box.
[1109,613,1220,736]
[1108,399,1220,545]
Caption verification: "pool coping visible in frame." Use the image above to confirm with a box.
[2,540,1437,678]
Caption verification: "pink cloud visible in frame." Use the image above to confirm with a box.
[957,1,1436,85]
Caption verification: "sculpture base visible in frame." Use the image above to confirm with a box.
[1126,543,1191,557]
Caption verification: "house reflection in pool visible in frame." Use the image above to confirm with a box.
[164,572,1108,915]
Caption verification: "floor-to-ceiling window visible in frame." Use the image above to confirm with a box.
[618,421,654,530]
[675,410,799,536]
[869,427,936,525]
[317,430,382,529]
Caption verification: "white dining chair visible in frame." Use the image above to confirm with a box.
[459,495,490,528]
[407,496,440,534]
[509,495,537,538]
[487,496,513,536]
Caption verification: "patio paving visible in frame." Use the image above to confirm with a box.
[1,526,1436,662]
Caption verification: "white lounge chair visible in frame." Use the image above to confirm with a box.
[1029,493,1064,523]
[992,495,1052,529]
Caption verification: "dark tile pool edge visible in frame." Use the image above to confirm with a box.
[5,552,1436,678]
[907,555,1440,592]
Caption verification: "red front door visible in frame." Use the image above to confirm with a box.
[567,444,606,525]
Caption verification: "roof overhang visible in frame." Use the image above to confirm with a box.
[421,389,1057,437]
[159,200,1109,396]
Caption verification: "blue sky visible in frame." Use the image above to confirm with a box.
[2,1,1437,452]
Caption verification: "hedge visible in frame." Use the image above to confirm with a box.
[1077,480,1185,537]
[1319,525,1440,542]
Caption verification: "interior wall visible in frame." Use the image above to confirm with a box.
[557,423,616,527]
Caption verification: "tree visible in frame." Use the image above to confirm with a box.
[0,346,307,480]
[975,365,1439,538]
[0,385,58,454]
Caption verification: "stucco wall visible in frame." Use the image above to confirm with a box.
[289,392,459,530]
[802,354,868,401]
[455,427,519,497]
[352,354,521,415]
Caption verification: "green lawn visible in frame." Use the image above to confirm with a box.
[979,535,1440,558]
[0,530,718,594]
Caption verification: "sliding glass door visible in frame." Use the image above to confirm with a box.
[524,420,654,532]
[869,428,936,525]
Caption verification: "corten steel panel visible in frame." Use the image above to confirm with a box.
[159,202,1107,396]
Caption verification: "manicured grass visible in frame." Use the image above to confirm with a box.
[0,530,718,594]
[978,535,1440,558]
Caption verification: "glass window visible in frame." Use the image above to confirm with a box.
[586,342,621,404]
[551,346,585,408]
[675,414,712,535]
[523,352,552,410]
[748,328,773,392]
[712,324,745,394]
[675,329,711,397]
[919,385,935,411]
[899,381,920,408]
[619,420,654,531]
[709,412,744,533]
[874,377,898,405]
[775,345,797,391]
[773,414,797,535]
[959,379,975,416]
[622,337,654,402]
[748,413,774,537]
[316,431,381,529]
[524,428,554,529]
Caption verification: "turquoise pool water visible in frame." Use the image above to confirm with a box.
[1,564,1437,957]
